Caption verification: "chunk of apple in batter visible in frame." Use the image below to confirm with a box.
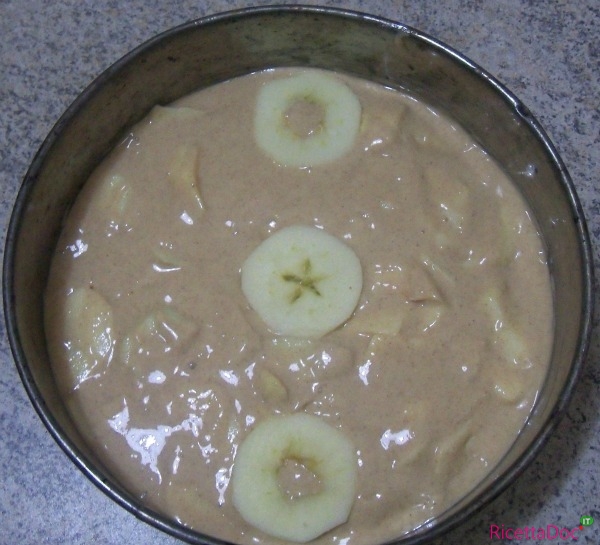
[492,371,525,404]
[420,256,455,302]
[119,307,198,374]
[433,420,473,478]
[424,168,470,232]
[348,266,408,336]
[359,103,407,152]
[347,303,407,336]
[378,399,431,467]
[481,287,532,369]
[144,106,206,214]
[348,263,444,336]
[499,201,540,263]
[257,369,289,406]
[95,173,133,231]
[253,337,355,413]
[168,144,205,211]
[408,302,444,335]
[46,287,115,389]
[151,240,183,273]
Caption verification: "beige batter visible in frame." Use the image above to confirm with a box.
[45,68,553,545]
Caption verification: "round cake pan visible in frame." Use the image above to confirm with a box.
[3,6,594,544]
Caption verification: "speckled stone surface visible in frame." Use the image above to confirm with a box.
[1,1,598,544]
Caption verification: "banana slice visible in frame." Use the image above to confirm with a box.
[241,225,363,338]
[254,71,362,167]
[232,413,357,542]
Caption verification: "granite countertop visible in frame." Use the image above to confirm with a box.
[1,1,598,544]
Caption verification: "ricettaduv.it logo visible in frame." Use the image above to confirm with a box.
[490,515,594,541]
